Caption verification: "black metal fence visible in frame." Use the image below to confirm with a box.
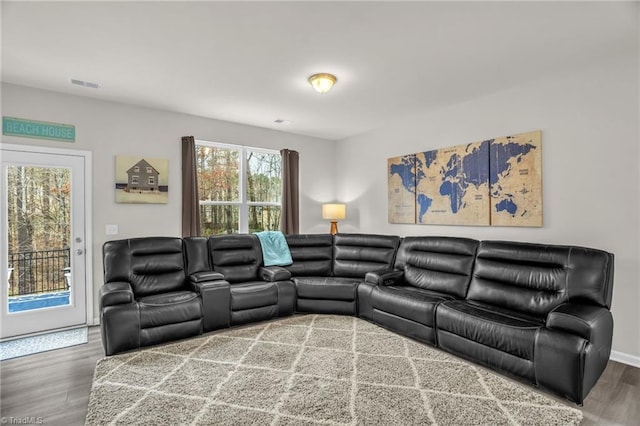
[7,248,71,296]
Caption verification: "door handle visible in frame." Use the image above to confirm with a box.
[75,249,84,255]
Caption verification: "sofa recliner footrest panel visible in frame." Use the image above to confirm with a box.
[297,299,356,315]
[371,285,454,327]
[230,281,279,311]
[436,300,543,361]
[139,319,203,348]
[293,277,360,301]
[436,329,536,383]
[138,291,202,329]
[372,309,436,344]
[231,305,279,325]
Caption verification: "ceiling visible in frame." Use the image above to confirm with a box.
[1,1,637,141]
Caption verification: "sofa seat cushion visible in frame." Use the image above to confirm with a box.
[293,277,361,301]
[436,300,544,361]
[230,281,278,311]
[372,286,455,326]
[138,291,202,329]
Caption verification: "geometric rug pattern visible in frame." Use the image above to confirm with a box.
[86,315,582,425]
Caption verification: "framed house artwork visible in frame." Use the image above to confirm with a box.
[115,156,169,204]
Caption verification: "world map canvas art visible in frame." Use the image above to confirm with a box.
[415,141,490,226]
[489,131,542,227]
[387,154,416,224]
[387,131,542,227]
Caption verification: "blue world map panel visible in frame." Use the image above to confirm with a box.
[489,131,543,227]
[415,141,490,225]
[388,154,416,223]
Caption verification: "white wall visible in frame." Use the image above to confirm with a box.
[1,83,336,320]
[335,54,640,360]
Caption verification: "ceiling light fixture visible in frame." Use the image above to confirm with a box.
[308,73,337,94]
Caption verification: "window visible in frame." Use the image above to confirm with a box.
[146,167,153,173]
[131,175,139,185]
[147,176,155,185]
[133,166,140,172]
[196,141,281,235]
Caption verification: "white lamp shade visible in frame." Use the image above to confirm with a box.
[322,203,346,220]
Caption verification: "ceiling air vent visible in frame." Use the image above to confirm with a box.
[274,118,292,125]
[70,78,101,89]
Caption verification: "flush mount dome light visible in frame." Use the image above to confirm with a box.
[308,73,337,94]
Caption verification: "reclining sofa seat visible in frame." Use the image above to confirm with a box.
[360,236,479,344]
[99,237,208,356]
[184,234,296,330]
[285,233,400,315]
[435,240,614,404]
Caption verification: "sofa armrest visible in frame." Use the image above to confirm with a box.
[546,303,613,343]
[537,303,613,404]
[364,269,404,286]
[259,266,292,282]
[189,271,225,283]
[187,278,228,293]
[99,282,134,308]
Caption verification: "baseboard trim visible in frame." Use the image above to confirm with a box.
[610,350,640,368]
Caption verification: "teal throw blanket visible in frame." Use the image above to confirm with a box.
[254,231,293,267]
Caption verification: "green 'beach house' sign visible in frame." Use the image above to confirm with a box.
[2,116,75,142]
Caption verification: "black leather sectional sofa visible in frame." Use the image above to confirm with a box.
[99,233,614,404]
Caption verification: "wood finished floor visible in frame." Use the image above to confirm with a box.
[1,326,638,425]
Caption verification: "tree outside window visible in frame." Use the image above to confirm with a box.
[196,142,281,235]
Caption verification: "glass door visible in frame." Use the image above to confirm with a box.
[1,147,87,338]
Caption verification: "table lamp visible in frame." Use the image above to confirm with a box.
[322,203,346,235]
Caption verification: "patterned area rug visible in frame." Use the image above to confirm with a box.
[86,315,582,425]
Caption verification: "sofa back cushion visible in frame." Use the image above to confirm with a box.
[394,236,479,298]
[285,234,333,276]
[183,237,210,275]
[333,233,400,278]
[467,241,614,318]
[103,237,187,297]
[208,234,262,283]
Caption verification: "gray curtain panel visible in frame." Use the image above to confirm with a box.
[181,136,201,237]
[280,149,299,234]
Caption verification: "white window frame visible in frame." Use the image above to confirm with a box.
[196,140,281,233]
